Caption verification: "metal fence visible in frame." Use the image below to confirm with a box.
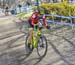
[45,14,75,29]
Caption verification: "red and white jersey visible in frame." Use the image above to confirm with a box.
[42,14,47,26]
[30,12,47,26]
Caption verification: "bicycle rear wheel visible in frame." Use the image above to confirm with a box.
[25,34,34,55]
[37,35,48,57]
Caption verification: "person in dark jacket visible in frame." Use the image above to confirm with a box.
[5,4,9,16]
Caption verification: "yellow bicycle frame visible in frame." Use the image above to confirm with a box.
[31,28,42,48]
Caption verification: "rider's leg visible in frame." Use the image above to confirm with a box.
[28,19,34,45]
[28,28,33,44]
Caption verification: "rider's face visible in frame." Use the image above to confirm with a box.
[38,14,41,17]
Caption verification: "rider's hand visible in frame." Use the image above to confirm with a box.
[46,25,50,29]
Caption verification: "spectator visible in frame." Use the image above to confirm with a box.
[5,4,9,16]
[26,1,31,7]
[18,4,22,13]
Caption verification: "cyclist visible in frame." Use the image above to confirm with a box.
[28,9,49,51]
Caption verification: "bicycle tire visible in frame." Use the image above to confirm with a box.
[25,34,34,55]
[37,35,48,57]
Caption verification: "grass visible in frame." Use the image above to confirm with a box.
[15,11,33,19]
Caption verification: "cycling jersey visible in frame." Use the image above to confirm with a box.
[29,11,47,27]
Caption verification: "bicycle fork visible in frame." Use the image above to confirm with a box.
[32,32,38,48]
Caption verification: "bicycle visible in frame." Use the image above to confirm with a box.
[25,24,50,57]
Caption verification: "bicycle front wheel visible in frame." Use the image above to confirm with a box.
[37,35,48,57]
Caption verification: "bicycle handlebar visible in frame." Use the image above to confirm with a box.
[33,24,50,30]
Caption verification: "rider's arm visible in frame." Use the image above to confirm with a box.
[42,14,47,26]
[31,14,36,25]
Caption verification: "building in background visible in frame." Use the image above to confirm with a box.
[39,0,75,3]
[52,0,75,3]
